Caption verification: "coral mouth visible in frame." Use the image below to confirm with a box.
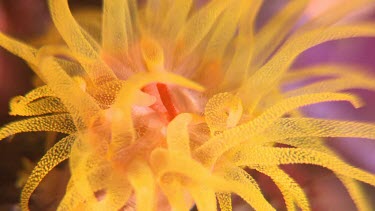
[142,83,179,122]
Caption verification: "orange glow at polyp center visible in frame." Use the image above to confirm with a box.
[142,83,179,123]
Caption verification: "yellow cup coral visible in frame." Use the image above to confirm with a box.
[1,0,375,210]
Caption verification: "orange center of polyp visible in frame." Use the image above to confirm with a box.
[142,83,179,123]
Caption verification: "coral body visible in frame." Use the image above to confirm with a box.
[1,0,375,210]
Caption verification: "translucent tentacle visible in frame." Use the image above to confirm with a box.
[196,92,362,166]
[127,160,156,211]
[203,0,250,61]
[338,176,373,211]
[270,136,373,210]
[48,0,116,83]
[73,9,103,43]
[240,23,375,110]
[228,146,375,187]
[38,56,101,130]
[20,134,76,211]
[65,140,99,209]
[159,175,191,211]
[222,0,262,88]
[252,0,309,68]
[205,92,243,135]
[175,0,232,59]
[219,166,275,211]
[151,149,212,186]
[0,32,37,65]
[301,0,375,30]
[143,0,170,33]
[262,118,375,141]
[285,78,375,97]
[10,85,55,104]
[166,113,192,156]
[254,166,310,211]
[140,36,165,72]
[151,149,274,210]
[94,170,132,211]
[216,192,232,211]
[188,186,217,211]
[0,114,75,141]
[282,64,370,83]
[57,180,86,211]
[8,85,65,117]
[10,97,67,116]
[102,0,132,55]
[161,0,193,40]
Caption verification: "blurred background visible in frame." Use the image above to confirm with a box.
[1,0,375,210]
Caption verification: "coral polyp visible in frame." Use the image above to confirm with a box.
[1,0,375,210]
